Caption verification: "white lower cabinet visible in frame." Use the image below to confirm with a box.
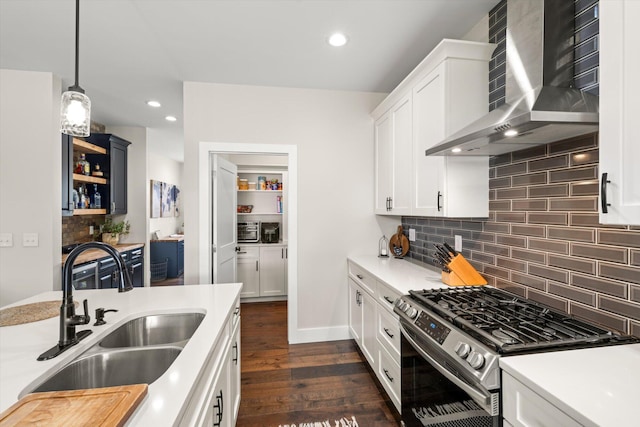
[348,261,402,414]
[502,372,581,427]
[238,244,287,298]
[348,277,376,367]
[183,298,241,427]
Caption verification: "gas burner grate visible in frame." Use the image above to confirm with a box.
[408,287,626,354]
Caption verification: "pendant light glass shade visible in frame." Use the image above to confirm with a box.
[61,0,90,137]
[61,89,91,137]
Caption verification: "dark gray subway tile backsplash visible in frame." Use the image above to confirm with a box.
[401,133,640,337]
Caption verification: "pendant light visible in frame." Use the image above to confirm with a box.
[60,0,91,137]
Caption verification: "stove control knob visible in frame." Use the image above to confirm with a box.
[467,351,485,370]
[406,307,418,319]
[454,342,471,358]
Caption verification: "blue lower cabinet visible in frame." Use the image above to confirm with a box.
[151,240,184,279]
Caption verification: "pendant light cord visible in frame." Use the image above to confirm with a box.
[70,0,84,93]
[74,0,79,88]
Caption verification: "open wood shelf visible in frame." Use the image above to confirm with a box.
[73,173,107,185]
[73,208,107,216]
[72,138,107,155]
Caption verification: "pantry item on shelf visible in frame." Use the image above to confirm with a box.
[249,181,256,190]
[237,205,253,213]
[258,176,267,190]
[93,184,101,209]
[389,225,409,258]
[91,164,103,177]
[238,179,249,190]
[75,153,90,175]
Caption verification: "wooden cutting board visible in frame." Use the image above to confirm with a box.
[0,384,148,427]
[389,225,409,258]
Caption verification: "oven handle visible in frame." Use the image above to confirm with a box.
[400,323,492,411]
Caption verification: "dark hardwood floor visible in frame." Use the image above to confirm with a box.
[237,301,399,426]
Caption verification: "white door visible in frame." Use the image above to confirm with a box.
[212,154,237,283]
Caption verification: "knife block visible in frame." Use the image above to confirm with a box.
[440,254,487,286]
[441,270,466,286]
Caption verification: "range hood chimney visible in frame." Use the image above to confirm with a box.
[426,0,598,156]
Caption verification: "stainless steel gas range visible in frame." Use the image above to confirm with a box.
[394,286,638,427]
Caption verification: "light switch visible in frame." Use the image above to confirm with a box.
[23,233,39,247]
[409,228,416,242]
[0,233,13,247]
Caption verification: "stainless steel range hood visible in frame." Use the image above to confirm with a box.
[426,0,599,156]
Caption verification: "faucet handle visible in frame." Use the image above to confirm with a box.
[79,299,91,325]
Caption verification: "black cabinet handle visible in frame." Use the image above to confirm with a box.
[383,296,394,304]
[384,328,394,339]
[388,197,393,211]
[233,342,239,364]
[383,369,394,382]
[437,191,442,212]
[213,390,224,426]
[601,173,611,214]
[356,274,364,280]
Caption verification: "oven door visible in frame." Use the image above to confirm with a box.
[400,321,500,427]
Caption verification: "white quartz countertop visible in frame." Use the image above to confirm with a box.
[500,343,640,427]
[0,283,241,425]
[347,254,447,294]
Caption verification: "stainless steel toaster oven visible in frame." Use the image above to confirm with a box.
[237,221,260,243]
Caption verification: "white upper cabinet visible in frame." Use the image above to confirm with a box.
[372,39,495,217]
[599,0,640,225]
[374,94,413,215]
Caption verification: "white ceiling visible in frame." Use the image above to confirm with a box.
[0,0,497,162]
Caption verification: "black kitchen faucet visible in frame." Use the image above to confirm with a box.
[37,242,133,360]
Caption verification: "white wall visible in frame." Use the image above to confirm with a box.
[183,82,396,342]
[148,151,184,238]
[106,125,150,286]
[0,69,62,306]
[462,13,489,43]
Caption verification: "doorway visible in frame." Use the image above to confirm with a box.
[200,142,298,344]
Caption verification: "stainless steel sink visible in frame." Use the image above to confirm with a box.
[99,312,205,348]
[31,347,181,393]
[24,311,205,396]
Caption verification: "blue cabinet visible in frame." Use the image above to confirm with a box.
[151,239,184,279]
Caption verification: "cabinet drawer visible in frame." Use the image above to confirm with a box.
[503,372,581,427]
[348,262,376,295]
[377,345,401,413]
[236,246,259,258]
[377,308,400,359]
[376,281,402,314]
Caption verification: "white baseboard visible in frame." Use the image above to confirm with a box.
[288,325,351,344]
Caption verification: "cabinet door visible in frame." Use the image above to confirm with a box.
[237,256,260,298]
[348,278,363,343]
[109,137,128,215]
[129,260,144,287]
[389,95,413,215]
[229,323,241,422]
[360,289,377,367]
[600,0,640,225]
[61,134,74,216]
[374,112,393,214]
[259,246,286,296]
[209,360,230,427]
[413,66,445,217]
[374,96,413,216]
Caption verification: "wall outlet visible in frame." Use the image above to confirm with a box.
[409,228,416,242]
[0,233,13,247]
[454,235,462,252]
[23,233,39,247]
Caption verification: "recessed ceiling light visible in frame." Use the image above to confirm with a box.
[451,148,462,153]
[504,129,518,137]
[328,32,348,47]
[165,115,177,122]
[147,100,161,108]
